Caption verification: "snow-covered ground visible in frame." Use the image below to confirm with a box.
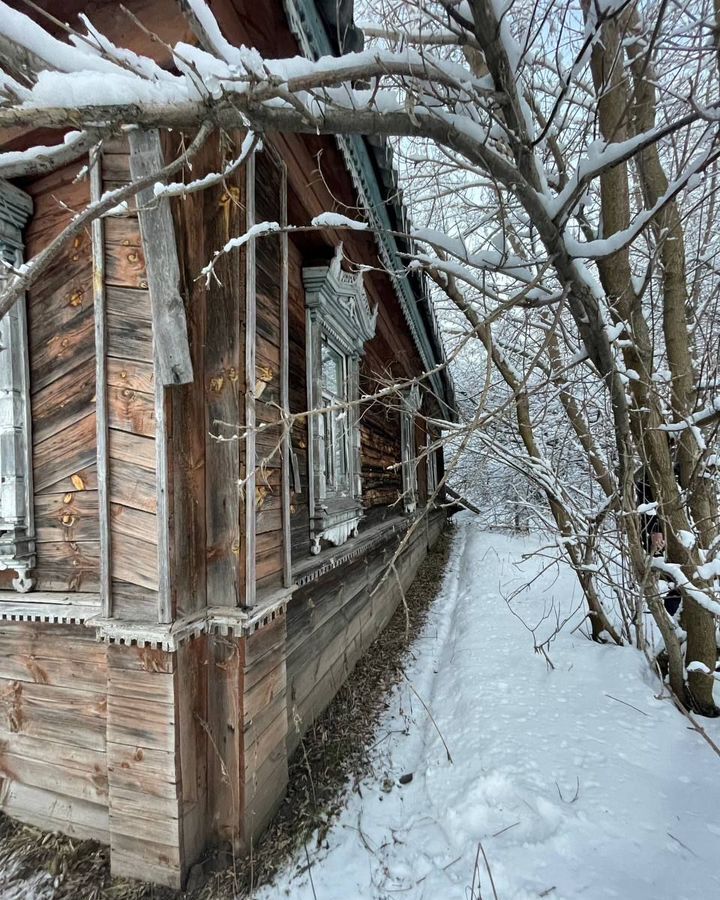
[259,517,720,900]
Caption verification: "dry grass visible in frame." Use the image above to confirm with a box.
[0,525,455,900]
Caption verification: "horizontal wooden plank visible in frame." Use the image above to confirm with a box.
[101,150,131,181]
[107,311,153,363]
[34,490,99,543]
[109,459,157,514]
[107,667,174,706]
[107,696,176,751]
[110,579,157,624]
[0,749,108,804]
[109,784,180,822]
[31,355,95,444]
[110,502,157,545]
[107,644,175,675]
[0,620,104,655]
[33,413,97,492]
[0,678,106,753]
[0,780,109,844]
[108,428,156,471]
[110,833,181,888]
[108,384,155,437]
[0,647,106,691]
[106,285,152,324]
[0,731,105,775]
[34,540,100,593]
[107,357,154,394]
[107,743,178,799]
[105,241,147,290]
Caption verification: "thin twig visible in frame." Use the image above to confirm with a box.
[478,841,499,900]
[303,842,318,900]
[402,674,453,763]
[604,693,649,717]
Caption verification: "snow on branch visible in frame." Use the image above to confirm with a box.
[651,559,720,617]
[0,129,101,179]
[200,214,368,284]
[660,397,720,432]
[153,131,259,198]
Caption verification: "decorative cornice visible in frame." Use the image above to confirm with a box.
[283,0,453,419]
[0,592,100,625]
[0,587,294,650]
[89,587,294,651]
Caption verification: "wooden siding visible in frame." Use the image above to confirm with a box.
[24,164,100,593]
[101,143,159,621]
[207,613,288,851]
[286,511,445,757]
[169,132,247,615]
[0,623,109,841]
[254,149,286,592]
[106,644,182,888]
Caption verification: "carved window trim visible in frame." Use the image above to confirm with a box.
[401,384,421,513]
[426,428,439,499]
[303,246,377,554]
[0,181,35,591]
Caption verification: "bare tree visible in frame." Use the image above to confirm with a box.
[1,0,719,711]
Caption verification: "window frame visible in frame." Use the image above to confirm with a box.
[400,384,421,513]
[0,181,35,592]
[426,428,439,499]
[303,246,377,555]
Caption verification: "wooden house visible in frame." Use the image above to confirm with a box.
[0,0,455,887]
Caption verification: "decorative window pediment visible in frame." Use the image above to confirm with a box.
[303,246,377,554]
[0,181,35,591]
[303,245,377,356]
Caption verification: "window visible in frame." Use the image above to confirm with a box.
[320,338,351,496]
[426,429,439,498]
[0,181,35,591]
[303,246,377,554]
[400,385,421,513]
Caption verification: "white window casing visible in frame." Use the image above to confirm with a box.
[426,428,439,499]
[401,384,421,513]
[0,181,35,592]
[303,245,377,554]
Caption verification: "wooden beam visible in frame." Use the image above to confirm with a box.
[278,155,292,589]
[153,359,172,624]
[90,150,112,617]
[445,485,481,515]
[245,153,257,607]
[127,129,193,386]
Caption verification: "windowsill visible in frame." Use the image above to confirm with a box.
[0,591,101,624]
[293,510,412,586]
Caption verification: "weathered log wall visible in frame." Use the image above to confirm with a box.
[286,510,445,757]
[0,623,109,840]
[100,142,161,621]
[24,164,100,592]
[106,643,184,887]
[168,132,247,614]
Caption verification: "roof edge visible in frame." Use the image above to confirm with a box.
[283,0,457,420]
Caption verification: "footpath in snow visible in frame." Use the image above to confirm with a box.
[259,517,720,900]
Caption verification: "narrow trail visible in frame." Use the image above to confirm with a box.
[261,519,720,900]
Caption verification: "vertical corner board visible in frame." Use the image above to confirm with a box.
[127,129,193,387]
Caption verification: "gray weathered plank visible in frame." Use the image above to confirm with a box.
[127,129,193,386]
[91,151,112,616]
[245,154,257,607]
